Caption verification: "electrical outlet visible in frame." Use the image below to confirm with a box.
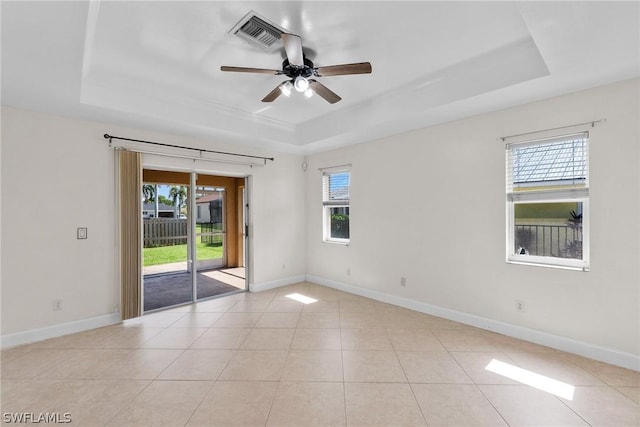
[400,277,407,287]
[346,267,351,276]
[77,227,87,239]
[515,300,525,312]
[282,264,286,270]
[53,299,62,311]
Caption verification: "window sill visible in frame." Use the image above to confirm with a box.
[507,259,589,272]
[323,239,350,246]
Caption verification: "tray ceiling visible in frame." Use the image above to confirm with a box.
[2,1,639,153]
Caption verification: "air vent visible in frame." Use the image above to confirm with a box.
[229,11,287,50]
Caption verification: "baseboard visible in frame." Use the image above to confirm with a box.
[249,274,307,293]
[1,274,300,348]
[5,277,637,372]
[1,313,121,349]
[306,274,640,372]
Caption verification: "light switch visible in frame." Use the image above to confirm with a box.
[77,227,87,239]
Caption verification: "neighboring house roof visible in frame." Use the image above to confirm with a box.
[143,202,174,211]
[512,136,587,185]
[196,194,221,204]
[512,136,587,186]
[329,186,349,200]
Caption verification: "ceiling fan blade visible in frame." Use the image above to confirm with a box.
[261,83,285,102]
[315,62,372,77]
[281,33,304,66]
[309,80,341,104]
[220,66,280,75]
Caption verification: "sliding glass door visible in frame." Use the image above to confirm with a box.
[141,172,247,312]
[194,186,225,270]
[142,182,191,311]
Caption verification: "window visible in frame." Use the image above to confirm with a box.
[322,168,350,243]
[506,132,589,270]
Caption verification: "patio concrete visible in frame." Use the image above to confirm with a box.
[144,267,246,312]
[143,261,187,276]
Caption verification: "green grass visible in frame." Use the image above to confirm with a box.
[143,242,223,266]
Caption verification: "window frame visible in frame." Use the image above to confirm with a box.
[322,167,351,244]
[505,132,590,271]
[507,197,590,270]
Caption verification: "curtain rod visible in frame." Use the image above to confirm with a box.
[318,163,352,171]
[500,119,606,142]
[104,133,275,164]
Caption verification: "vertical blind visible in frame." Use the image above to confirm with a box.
[119,151,142,320]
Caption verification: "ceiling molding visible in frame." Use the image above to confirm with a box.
[2,1,638,154]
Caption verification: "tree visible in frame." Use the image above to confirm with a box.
[169,186,188,217]
[158,195,173,206]
[564,209,583,259]
[142,184,155,203]
[568,210,582,231]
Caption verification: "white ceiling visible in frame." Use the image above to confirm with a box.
[2,1,639,154]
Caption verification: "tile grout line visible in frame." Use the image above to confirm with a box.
[339,299,349,426]
[473,383,513,427]
[3,282,638,426]
[387,327,430,426]
[181,378,217,427]
[552,391,594,426]
[101,377,156,427]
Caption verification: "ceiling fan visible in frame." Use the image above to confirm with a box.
[221,33,372,104]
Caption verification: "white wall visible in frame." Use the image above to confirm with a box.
[141,148,307,287]
[1,107,306,339]
[306,79,640,359]
[2,79,638,367]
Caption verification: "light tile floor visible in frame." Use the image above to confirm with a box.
[2,282,639,426]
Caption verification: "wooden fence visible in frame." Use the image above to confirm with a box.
[143,219,224,248]
[143,218,187,247]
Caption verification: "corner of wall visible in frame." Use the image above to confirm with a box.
[249,274,307,293]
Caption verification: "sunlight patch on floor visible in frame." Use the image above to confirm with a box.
[286,293,318,304]
[485,359,575,400]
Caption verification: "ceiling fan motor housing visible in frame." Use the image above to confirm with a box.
[220,29,371,103]
[282,58,316,79]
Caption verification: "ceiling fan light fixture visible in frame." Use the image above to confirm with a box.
[280,81,293,96]
[294,76,309,92]
[221,27,372,104]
